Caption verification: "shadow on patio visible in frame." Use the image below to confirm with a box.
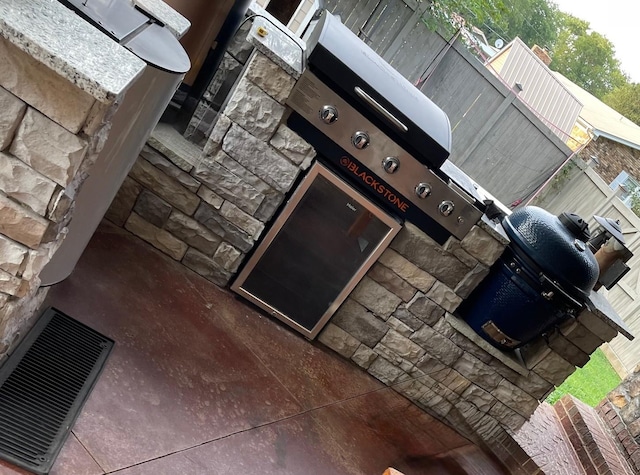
[0,222,507,474]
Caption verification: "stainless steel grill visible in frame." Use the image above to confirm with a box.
[231,11,486,339]
[286,11,483,243]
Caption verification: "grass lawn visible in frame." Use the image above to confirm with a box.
[545,348,621,407]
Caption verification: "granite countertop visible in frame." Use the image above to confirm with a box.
[133,0,190,39]
[0,0,145,103]
[247,3,305,78]
[587,291,633,340]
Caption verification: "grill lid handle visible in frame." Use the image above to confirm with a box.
[354,86,408,133]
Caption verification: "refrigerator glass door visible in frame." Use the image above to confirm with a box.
[232,162,401,338]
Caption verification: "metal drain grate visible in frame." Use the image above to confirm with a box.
[0,307,113,474]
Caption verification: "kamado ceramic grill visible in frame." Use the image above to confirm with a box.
[459,206,600,349]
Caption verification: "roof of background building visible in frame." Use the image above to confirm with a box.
[486,38,583,142]
[553,73,640,151]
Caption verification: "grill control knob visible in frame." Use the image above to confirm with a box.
[320,105,338,124]
[438,200,455,216]
[415,183,432,199]
[382,156,400,174]
[352,131,370,150]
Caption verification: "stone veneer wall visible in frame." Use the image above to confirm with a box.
[315,222,623,472]
[107,47,627,473]
[107,51,314,286]
[184,20,255,146]
[0,36,119,357]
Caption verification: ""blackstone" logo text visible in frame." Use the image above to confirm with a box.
[340,157,409,212]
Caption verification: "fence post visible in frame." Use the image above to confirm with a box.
[351,0,384,38]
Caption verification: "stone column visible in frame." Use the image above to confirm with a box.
[0,0,147,359]
[105,50,315,287]
[0,49,112,355]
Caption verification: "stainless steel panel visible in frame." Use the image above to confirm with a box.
[286,71,482,239]
[61,0,149,40]
[40,66,184,285]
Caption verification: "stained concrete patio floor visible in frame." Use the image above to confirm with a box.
[0,222,508,474]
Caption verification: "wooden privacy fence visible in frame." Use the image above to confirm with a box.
[323,0,572,206]
[542,165,640,376]
[326,0,441,83]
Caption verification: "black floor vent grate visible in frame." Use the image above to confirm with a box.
[0,307,114,474]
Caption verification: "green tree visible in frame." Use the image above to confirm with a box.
[602,83,640,126]
[428,0,560,57]
[550,13,627,98]
[485,0,560,50]
[427,0,506,33]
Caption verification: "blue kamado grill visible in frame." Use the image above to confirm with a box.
[459,206,599,350]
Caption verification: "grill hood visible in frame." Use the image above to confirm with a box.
[503,206,599,300]
[303,11,451,169]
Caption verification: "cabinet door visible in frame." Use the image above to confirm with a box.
[232,162,401,338]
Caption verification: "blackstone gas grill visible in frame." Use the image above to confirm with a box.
[232,12,485,339]
[286,11,484,243]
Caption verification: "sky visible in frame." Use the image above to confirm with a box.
[551,0,640,83]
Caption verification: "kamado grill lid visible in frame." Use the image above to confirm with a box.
[503,206,599,299]
[303,11,452,169]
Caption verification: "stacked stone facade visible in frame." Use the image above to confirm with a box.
[0,36,120,357]
[184,21,255,146]
[107,51,314,286]
[105,38,630,471]
[317,219,622,471]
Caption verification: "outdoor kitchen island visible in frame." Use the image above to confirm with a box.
[106,8,634,474]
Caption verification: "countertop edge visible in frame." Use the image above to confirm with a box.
[445,313,530,376]
[133,0,191,39]
[587,291,634,340]
[0,0,146,104]
[247,4,305,78]
[479,217,510,244]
